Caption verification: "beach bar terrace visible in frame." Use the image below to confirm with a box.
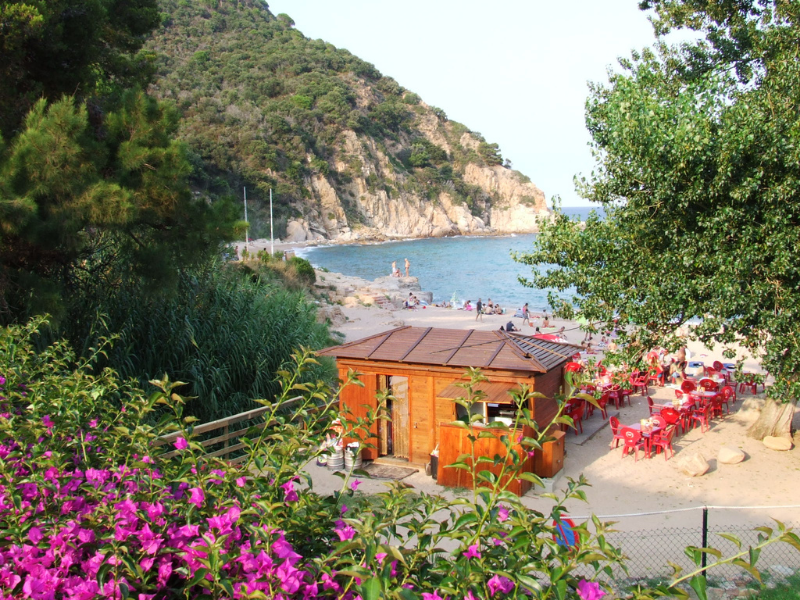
[317,326,578,494]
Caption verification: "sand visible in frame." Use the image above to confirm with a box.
[310,268,800,538]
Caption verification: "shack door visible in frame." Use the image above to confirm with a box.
[377,375,410,460]
[390,376,410,459]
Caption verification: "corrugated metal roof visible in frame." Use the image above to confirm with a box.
[317,327,580,373]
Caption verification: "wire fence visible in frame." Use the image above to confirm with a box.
[568,505,800,583]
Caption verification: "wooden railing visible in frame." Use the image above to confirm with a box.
[157,396,306,463]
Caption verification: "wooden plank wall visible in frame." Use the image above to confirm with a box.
[532,368,563,430]
[339,368,379,460]
[437,422,535,496]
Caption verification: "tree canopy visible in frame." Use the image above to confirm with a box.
[517,1,800,408]
[0,0,239,322]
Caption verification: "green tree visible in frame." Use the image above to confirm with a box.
[0,0,160,137]
[516,0,800,438]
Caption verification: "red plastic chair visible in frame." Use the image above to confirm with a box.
[691,403,713,433]
[647,396,655,416]
[659,407,682,433]
[607,384,622,410]
[651,414,667,429]
[564,401,584,435]
[738,373,763,395]
[609,416,625,449]
[650,425,676,460]
[681,380,696,393]
[619,386,632,407]
[630,371,649,396]
[721,384,737,404]
[596,392,610,420]
[565,362,583,373]
[620,427,648,461]
[698,378,719,392]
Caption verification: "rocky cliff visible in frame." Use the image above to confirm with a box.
[149,1,551,243]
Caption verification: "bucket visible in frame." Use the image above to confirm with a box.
[327,446,344,471]
[344,445,362,470]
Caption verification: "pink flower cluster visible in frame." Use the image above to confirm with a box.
[0,457,337,599]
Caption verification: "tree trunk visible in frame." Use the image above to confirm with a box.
[747,398,795,440]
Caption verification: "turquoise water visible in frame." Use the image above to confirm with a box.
[301,234,568,312]
[300,207,599,311]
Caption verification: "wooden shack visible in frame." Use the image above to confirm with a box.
[317,326,577,490]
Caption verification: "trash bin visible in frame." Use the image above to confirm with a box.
[430,454,438,480]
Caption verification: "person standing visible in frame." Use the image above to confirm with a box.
[475,298,483,321]
[391,261,398,277]
[522,303,531,327]
[404,257,410,277]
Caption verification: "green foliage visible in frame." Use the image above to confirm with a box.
[478,141,503,166]
[516,1,800,406]
[57,262,336,422]
[0,91,239,322]
[0,0,161,137]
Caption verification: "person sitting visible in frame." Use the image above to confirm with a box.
[487,298,494,308]
[494,304,503,315]
[498,325,505,331]
[505,321,518,332]
[543,316,551,328]
[464,300,472,311]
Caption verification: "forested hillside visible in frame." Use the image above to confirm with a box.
[148,0,550,241]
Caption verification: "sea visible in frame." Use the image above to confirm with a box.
[299,206,601,312]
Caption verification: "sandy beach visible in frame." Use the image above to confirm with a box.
[309,267,800,551]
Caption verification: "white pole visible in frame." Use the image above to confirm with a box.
[270,188,274,255]
[243,187,248,255]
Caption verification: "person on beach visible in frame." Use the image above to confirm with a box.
[543,315,550,328]
[475,298,483,321]
[522,303,531,327]
[506,321,518,332]
[405,258,410,277]
[392,261,400,277]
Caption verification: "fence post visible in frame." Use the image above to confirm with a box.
[701,506,709,576]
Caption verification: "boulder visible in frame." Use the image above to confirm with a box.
[718,446,746,464]
[678,453,710,477]
[763,436,793,451]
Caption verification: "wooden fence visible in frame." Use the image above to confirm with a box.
[157,396,306,463]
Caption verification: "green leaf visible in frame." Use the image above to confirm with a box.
[688,575,707,600]
[359,577,382,600]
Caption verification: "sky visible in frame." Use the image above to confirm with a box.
[266,0,663,207]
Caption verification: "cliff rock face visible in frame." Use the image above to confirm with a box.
[284,124,549,242]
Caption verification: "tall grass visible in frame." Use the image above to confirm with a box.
[64,262,338,422]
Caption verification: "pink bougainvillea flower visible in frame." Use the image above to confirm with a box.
[340,504,348,514]
[42,415,54,430]
[281,481,299,503]
[464,591,479,600]
[334,523,356,541]
[375,552,387,564]
[27,526,43,544]
[173,437,188,450]
[462,543,481,560]
[350,479,361,491]
[577,580,605,600]
[497,505,509,522]
[487,575,514,596]
[272,536,301,566]
[188,487,205,507]
[236,476,247,487]
[423,592,445,600]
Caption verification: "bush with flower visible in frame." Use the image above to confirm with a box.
[1,318,797,599]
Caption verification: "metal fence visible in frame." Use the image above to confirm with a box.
[568,505,800,583]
